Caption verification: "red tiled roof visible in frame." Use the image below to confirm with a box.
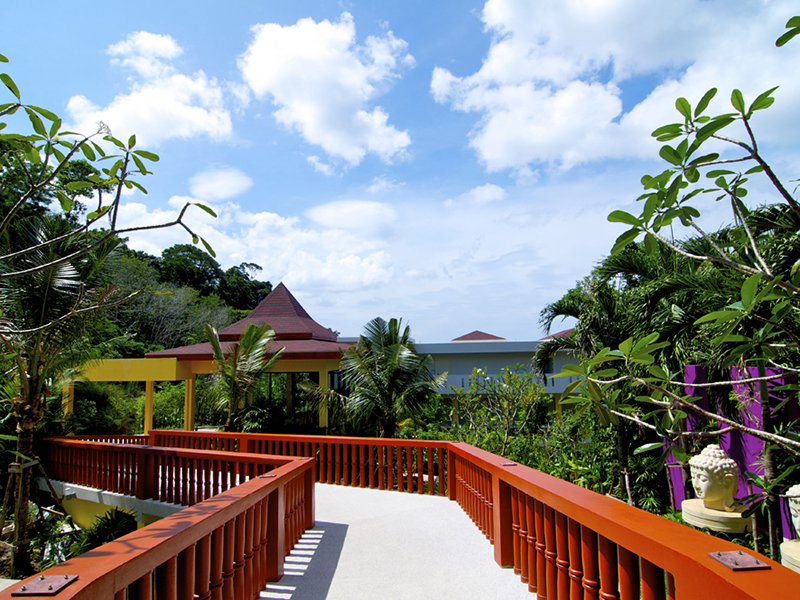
[452,330,506,342]
[218,282,337,342]
[540,328,573,341]
[144,338,351,361]
[143,282,351,361]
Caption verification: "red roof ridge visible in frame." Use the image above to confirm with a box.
[540,328,573,341]
[452,330,506,342]
[218,282,337,342]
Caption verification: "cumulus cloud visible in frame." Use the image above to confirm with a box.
[305,200,396,231]
[432,0,800,172]
[188,167,253,201]
[65,31,232,147]
[238,12,414,166]
[444,183,507,207]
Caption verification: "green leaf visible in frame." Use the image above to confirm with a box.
[777,23,800,47]
[0,54,8,63]
[127,180,148,194]
[200,237,216,258]
[56,191,73,212]
[634,442,666,455]
[25,108,46,136]
[86,205,111,220]
[48,118,62,138]
[647,365,668,379]
[651,123,682,138]
[749,86,778,113]
[128,134,136,149]
[131,153,149,174]
[695,88,717,117]
[611,229,640,254]
[671,446,687,463]
[29,105,58,122]
[741,274,761,308]
[675,97,692,120]
[730,89,745,113]
[66,181,95,192]
[132,149,159,162]
[193,202,218,218]
[706,169,735,178]
[607,210,640,226]
[0,73,20,100]
[659,145,682,166]
[80,142,96,161]
[696,116,734,141]
[694,310,741,325]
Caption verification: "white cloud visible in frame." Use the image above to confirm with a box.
[188,167,253,201]
[65,31,232,147]
[432,0,800,172]
[444,183,506,207]
[238,12,414,166]
[366,175,404,194]
[307,156,336,176]
[305,200,396,231]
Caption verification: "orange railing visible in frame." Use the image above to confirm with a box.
[147,431,799,600]
[3,439,314,600]
[149,430,450,496]
[6,432,799,599]
[66,434,149,445]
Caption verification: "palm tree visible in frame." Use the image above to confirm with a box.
[204,323,283,431]
[0,216,124,575]
[337,317,446,438]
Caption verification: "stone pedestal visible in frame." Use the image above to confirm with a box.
[682,498,750,533]
[781,540,800,573]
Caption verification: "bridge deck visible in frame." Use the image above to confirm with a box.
[267,483,533,600]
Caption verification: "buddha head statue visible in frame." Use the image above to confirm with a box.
[688,444,739,512]
[788,483,800,537]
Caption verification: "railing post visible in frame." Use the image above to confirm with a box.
[492,476,514,568]
[447,446,456,500]
[265,487,285,582]
[155,556,177,600]
[177,543,196,600]
[618,545,640,600]
[567,518,583,600]
[581,525,600,600]
[598,535,620,600]
[641,558,667,600]
[304,460,315,529]
[556,511,570,600]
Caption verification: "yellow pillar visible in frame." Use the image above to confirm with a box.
[62,383,75,415]
[144,381,154,435]
[318,369,329,428]
[183,376,196,431]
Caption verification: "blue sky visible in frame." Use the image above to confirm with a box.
[3,1,800,341]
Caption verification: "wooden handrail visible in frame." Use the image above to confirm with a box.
[0,454,314,600]
[148,431,800,599]
[10,432,800,599]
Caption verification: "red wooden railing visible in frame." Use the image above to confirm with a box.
[41,439,298,506]
[149,430,449,496]
[147,431,800,600]
[3,440,314,600]
[67,434,149,445]
[6,432,799,599]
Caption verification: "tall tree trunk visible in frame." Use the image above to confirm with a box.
[12,398,41,577]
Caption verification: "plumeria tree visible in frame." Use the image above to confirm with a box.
[0,52,215,574]
[554,18,800,559]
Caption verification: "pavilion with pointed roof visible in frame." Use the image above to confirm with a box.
[75,283,352,432]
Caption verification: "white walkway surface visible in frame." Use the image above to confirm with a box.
[266,483,534,600]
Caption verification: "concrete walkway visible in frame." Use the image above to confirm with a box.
[265,483,534,600]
